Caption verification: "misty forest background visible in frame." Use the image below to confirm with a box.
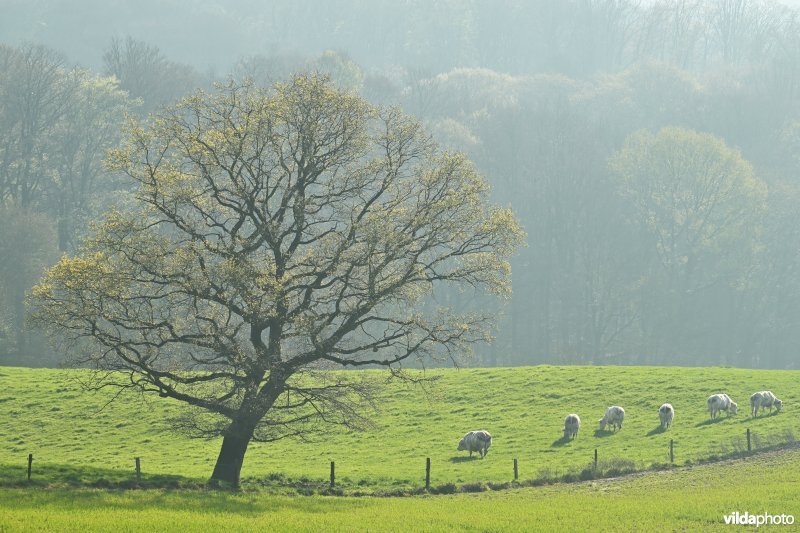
[2,0,800,369]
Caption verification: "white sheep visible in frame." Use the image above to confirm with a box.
[750,391,782,417]
[707,393,738,419]
[563,414,581,439]
[599,406,625,432]
[457,430,492,458]
[658,403,674,429]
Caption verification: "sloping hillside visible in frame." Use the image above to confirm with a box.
[0,365,797,489]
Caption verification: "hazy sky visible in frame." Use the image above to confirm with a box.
[6,0,799,73]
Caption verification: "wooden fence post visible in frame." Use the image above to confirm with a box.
[135,457,141,481]
[747,428,751,452]
[27,453,33,481]
[425,457,431,489]
[594,448,598,471]
[513,458,518,481]
[670,439,674,463]
[330,461,335,488]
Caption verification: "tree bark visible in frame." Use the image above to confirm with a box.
[209,419,255,486]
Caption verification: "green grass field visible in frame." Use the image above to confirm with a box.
[0,365,798,492]
[1,447,799,531]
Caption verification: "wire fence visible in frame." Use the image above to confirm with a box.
[9,427,798,495]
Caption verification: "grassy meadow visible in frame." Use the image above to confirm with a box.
[1,447,799,531]
[0,365,798,491]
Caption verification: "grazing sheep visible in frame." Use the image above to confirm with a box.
[659,403,674,429]
[457,430,492,458]
[599,406,625,432]
[563,414,581,439]
[750,391,782,417]
[707,393,738,419]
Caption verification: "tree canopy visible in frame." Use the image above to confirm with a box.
[610,127,768,360]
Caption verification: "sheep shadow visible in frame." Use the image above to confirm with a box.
[750,411,781,420]
[736,413,778,424]
[646,425,667,436]
[551,436,574,447]
[695,417,727,427]
[448,456,481,463]
[593,429,616,438]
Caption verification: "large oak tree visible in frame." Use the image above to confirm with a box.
[31,75,522,485]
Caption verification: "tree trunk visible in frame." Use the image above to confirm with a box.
[210,419,255,486]
[14,286,26,355]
